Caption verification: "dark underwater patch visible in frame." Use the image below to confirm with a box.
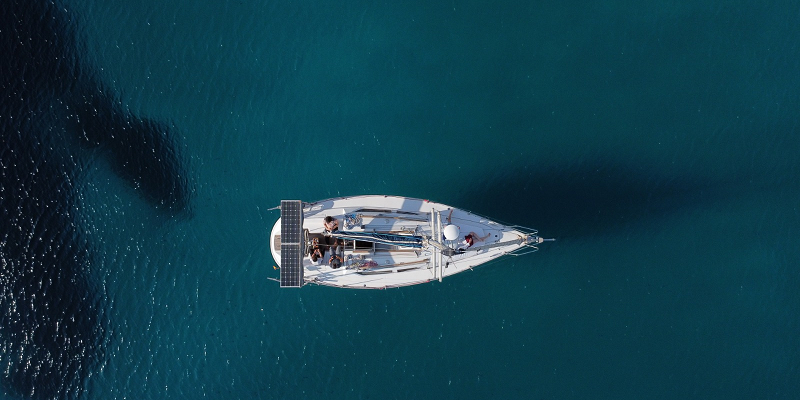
[75,90,192,212]
[1,127,104,400]
[1,0,192,398]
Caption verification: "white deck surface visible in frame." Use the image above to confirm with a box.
[270,195,533,289]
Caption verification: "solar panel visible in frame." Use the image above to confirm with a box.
[280,200,304,287]
[281,200,302,244]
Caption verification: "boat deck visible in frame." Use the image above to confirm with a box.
[270,195,532,289]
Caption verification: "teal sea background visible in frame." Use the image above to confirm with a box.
[3,0,799,398]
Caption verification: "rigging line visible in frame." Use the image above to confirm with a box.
[448,207,541,233]
[508,247,540,256]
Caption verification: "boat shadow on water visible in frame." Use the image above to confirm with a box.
[1,1,192,398]
[457,160,727,241]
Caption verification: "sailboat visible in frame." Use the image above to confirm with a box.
[270,195,551,289]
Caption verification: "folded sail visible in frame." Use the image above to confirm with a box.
[327,231,423,248]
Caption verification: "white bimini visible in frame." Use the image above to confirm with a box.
[269,195,552,289]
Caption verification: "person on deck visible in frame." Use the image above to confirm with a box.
[323,216,339,232]
[447,209,490,250]
[310,237,325,263]
[457,231,491,251]
[329,244,343,269]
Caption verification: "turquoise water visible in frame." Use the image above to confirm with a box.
[2,0,799,398]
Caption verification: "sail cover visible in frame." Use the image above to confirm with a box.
[327,231,423,248]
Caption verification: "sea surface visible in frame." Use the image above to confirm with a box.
[1,0,799,399]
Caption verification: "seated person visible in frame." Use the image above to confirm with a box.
[329,245,343,269]
[323,216,339,232]
[309,238,325,263]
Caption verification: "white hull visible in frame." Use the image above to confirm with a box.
[270,195,544,289]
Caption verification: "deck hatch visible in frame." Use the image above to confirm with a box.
[280,200,304,287]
